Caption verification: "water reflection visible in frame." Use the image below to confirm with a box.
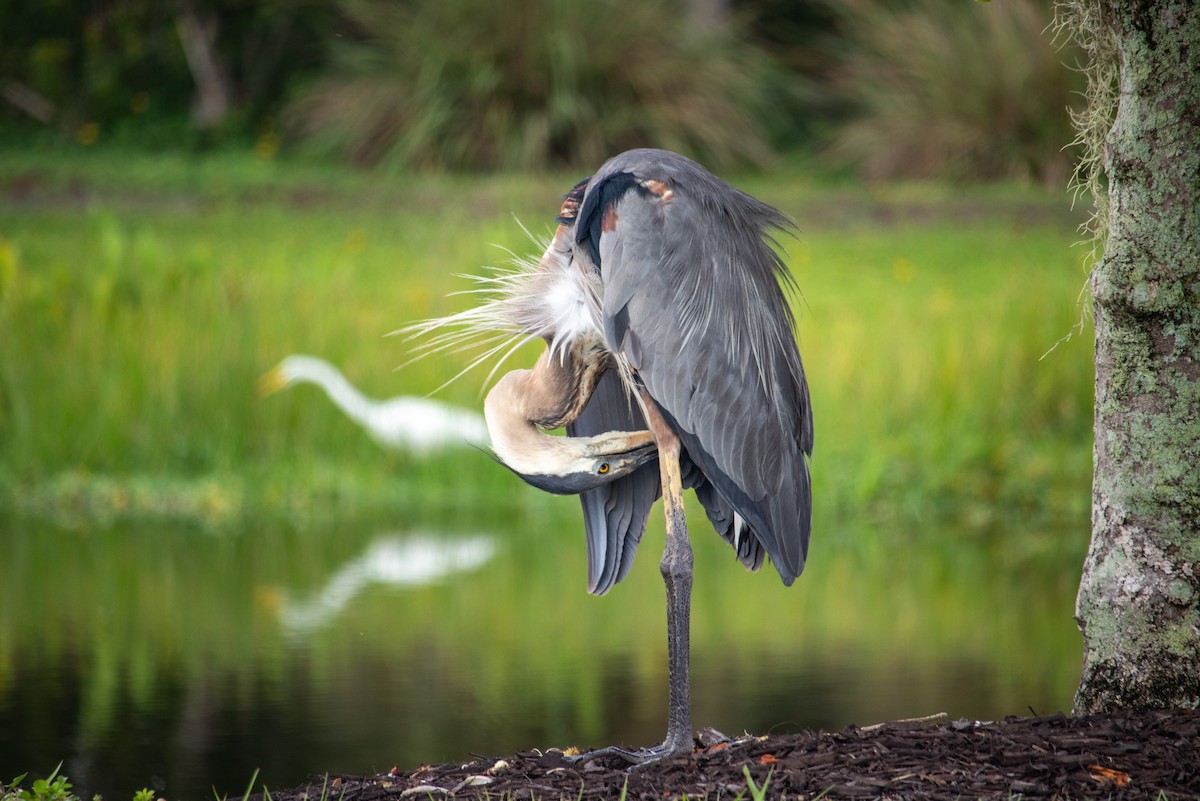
[278,534,495,634]
[0,513,1085,801]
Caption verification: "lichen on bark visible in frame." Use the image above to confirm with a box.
[1069,0,1200,714]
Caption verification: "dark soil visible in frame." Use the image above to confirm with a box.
[261,708,1198,800]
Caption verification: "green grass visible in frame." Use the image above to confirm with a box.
[2,764,241,801]
[1,764,154,801]
[0,765,787,801]
[0,146,1093,529]
[796,214,1093,527]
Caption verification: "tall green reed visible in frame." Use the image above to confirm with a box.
[1,196,529,519]
[793,214,1092,526]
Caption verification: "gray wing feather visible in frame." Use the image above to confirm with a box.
[583,149,813,584]
[567,367,660,595]
[681,454,765,571]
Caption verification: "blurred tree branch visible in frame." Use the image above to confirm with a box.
[175,5,232,131]
[1,79,55,124]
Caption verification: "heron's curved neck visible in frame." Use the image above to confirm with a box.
[483,347,608,468]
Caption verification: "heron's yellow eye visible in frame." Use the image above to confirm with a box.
[598,463,610,475]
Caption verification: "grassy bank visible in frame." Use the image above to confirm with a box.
[0,147,1093,530]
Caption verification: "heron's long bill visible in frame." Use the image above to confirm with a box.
[500,431,658,495]
[257,366,289,397]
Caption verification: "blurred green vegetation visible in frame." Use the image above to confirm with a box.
[1,0,1078,180]
[0,147,1093,531]
[284,0,779,170]
[829,0,1080,184]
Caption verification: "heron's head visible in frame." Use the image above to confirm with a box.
[496,429,657,495]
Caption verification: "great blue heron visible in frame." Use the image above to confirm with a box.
[415,148,812,764]
[259,355,490,453]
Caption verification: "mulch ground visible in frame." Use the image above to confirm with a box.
[262,708,1199,800]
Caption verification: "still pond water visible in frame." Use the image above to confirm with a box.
[0,505,1085,800]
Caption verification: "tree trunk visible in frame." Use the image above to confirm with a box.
[684,0,729,31]
[176,6,232,131]
[1074,0,1200,713]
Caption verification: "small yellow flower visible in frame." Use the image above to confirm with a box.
[891,257,917,283]
[78,122,100,145]
[256,131,280,160]
[344,227,368,255]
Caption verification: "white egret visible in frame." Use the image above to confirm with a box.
[259,355,490,454]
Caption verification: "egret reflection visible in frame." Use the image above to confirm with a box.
[277,534,495,634]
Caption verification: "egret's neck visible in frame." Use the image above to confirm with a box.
[304,363,376,428]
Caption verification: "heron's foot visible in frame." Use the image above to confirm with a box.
[565,734,693,769]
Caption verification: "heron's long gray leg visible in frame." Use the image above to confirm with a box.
[656,409,695,757]
[570,392,694,766]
